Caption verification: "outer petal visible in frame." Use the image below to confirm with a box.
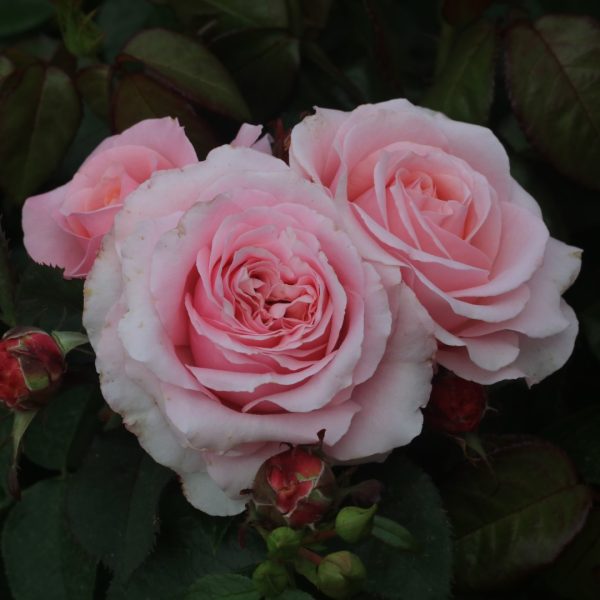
[328,284,435,460]
[22,185,85,276]
[89,117,198,166]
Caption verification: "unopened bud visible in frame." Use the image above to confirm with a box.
[335,505,377,543]
[252,560,289,598]
[317,551,366,599]
[0,327,66,411]
[253,447,336,528]
[267,527,302,560]
[424,371,487,434]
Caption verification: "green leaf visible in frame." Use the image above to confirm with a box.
[354,455,452,600]
[276,591,315,600]
[372,515,416,551]
[422,20,496,124]
[23,384,101,471]
[16,261,84,331]
[57,106,111,180]
[66,431,173,580]
[120,28,251,121]
[541,507,600,600]
[0,55,14,86]
[0,227,16,326]
[213,29,300,121]
[185,574,260,600]
[112,72,222,159]
[76,65,111,119]
[544,404,600,486]
[441,436,592,592]
[0,0,54,38]
[0,64,82,204]
[169,0,288,34]
[2,478,97,600]
[97,0,169,62]
[107,489,263,600]
[505,15,600,190]
[0,406,14,511]
[442,0,492,26]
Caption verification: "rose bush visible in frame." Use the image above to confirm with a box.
[22,118,198,278]
[82,145,436,515]
[289,99,581,384]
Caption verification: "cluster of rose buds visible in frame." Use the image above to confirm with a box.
[248,446,415,599]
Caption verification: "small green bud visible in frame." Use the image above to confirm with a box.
[335,504,377,543]
[267,527,303,560]
[317,551,366,599]
[252,560,289,598]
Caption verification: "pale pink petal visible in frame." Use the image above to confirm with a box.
[89,117,198,166]
[328,285,435,460]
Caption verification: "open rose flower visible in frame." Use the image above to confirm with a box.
[83,146,435,515]
[289,99,581,384]
[22,118,198,278]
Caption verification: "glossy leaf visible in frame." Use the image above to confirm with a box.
[545,404,600,486]
[505,16,600,190]
[185,574,260,600]
[442,437,592,591]
[169,0,288,34]
[2,479,97,600]
[354,455,453,600]
[542,507,600,600]
[0,227,15,326]
[0,0,54,38]
[107,489,264,600]
[0,55,14,86]
[120,28,251,121]
[24,384,101,471]
[0,64,81,204]
[16,261,84,331]
[112,72,222,158]
[423,20,496,124]
[76,65,111,119]
[213,29,300,120]
[97,0,167,62]
[442,0,492,26]
[66,431,173,580]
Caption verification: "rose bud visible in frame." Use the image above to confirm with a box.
[335,505,377,544]
[252,560,289,598]
[423,372,487,434]
[253,447,336,528]
[317,551,367,599]
[0,327,66,411]
[267,527,303,560]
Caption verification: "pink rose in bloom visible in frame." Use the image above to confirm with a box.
[289,99,581,384]
[83,146,435,515]
[22,118,198,278]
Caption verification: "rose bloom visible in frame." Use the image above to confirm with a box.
[83,146,435,515]
[289,99,581,384]
[22,118,198,278]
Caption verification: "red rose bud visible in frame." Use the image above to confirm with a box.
[0,327,66,411]
[253,447,336,528]
[424,372,487,434]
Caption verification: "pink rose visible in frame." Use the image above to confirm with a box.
[289,99,581,384]
[22,118,198,278]
[83,146,435,515]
